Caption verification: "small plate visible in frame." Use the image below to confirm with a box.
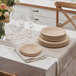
[20,44,42,57]
[41,27,66,42]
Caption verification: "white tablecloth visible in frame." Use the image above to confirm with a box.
[0,23,76,76]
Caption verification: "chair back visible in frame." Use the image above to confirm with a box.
[55,1,76,9]
[55,1,76,29]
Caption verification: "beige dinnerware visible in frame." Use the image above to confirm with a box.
[41,26,66,42]
[20,44,42,57]
[38,35,70,48]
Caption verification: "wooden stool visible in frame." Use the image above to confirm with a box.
[55,1,76,29]
[0,70,17,76]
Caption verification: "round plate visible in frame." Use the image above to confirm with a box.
[38,35,70,48]
[41,27,66,42]
[20,44,42,57]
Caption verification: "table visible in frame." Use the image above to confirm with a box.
[0,23,76,76]
[0,23,57,76]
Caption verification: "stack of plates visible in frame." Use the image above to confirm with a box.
[38,27,70,48]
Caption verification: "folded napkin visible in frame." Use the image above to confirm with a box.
[14,47,46,63]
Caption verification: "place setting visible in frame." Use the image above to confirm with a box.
[14,26,70,63]
[14,43,46,63]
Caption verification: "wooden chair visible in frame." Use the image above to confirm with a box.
[0,70,17,76]
[55,1,76,29]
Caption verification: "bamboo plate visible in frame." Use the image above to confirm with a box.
[41,27,66,42]
[38,35,70,48]
[20,44,42,57]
